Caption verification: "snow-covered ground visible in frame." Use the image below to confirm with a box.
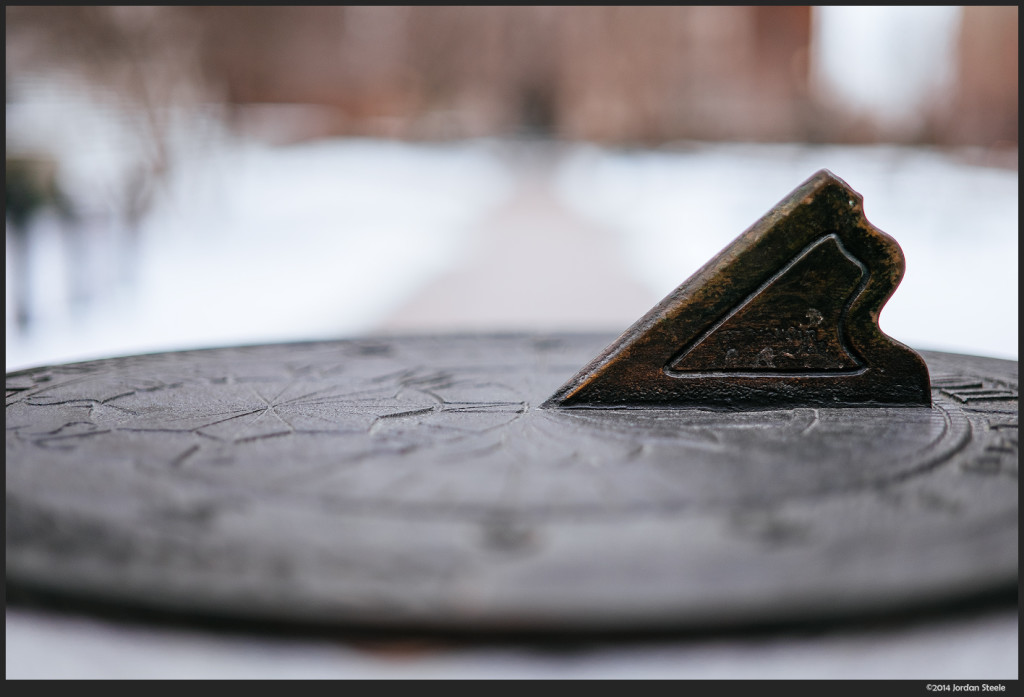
[6,134,1017,372]
[5,135,514,370]
[6,604,1016,680]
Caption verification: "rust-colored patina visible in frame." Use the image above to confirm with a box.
[544,169,931,408]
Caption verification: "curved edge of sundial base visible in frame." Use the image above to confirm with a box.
[543,169,931,409]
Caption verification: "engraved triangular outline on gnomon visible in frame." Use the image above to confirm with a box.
[543,170,931,408]
[664,232,868,376]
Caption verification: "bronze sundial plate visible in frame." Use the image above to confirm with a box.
[5,335,1018,631]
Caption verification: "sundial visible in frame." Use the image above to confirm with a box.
[6,171,1017,632]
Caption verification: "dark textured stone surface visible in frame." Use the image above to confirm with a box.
[546,170,932,408]
[5,335,1017,631]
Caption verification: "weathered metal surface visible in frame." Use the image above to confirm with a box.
[545,170,931,409]
[5,336,1017,631]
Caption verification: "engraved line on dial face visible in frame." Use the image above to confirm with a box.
[7,377,972,519]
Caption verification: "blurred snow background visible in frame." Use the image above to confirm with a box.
[5,95,515,369]
[6,129,1017,371]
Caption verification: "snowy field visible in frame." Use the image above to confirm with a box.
[5,134,514,371]
[5,135,1018,372]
